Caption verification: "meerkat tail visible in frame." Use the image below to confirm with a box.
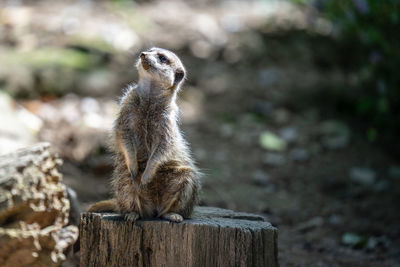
[88,199,117,212]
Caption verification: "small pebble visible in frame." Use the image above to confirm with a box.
[290,148,310,162]
[263,153,287,166]
[349,167,376,186]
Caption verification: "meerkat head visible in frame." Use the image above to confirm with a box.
[136,47,186,91]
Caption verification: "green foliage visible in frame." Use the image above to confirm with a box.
[2,48,94,70]
[301,0,400,137]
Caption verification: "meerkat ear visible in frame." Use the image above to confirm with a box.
[173,68,185,87]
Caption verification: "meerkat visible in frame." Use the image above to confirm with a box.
[88,47,200,223]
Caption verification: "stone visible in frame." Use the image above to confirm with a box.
[260,131,288,152]
[341,232,367,248]
[251,170,271,186]
[320,120,351,150]
[279,126,298,143]
[295,216,324,233]
[0,143,78,266]
[290,148,310,162]
[271,108,290,125]
[0,91,39,155]
[263,152,287,166]
[258,68,280,86]
[349,167,376,186]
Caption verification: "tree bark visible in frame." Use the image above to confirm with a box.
[80,207,278,267]
[0,143,78,267]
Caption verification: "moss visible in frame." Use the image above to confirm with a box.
[1,48,94,70]
[68,37,117,54]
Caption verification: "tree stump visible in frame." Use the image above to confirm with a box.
[0,143,78,267]
[80,207,278,267]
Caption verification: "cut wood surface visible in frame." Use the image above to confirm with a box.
[80,207,278,267]
[0,143,78,267]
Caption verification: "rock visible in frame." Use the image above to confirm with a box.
[320,120,351,150]
[0,91,39,155]
[253,100,275,117]
[263,152,287,166]
[259,131,288,151]
[258,68,280,86]
[366,236,390,251]
[0,143,78,266]
[349,167,376,186]
[251,170,271,186]
[322,135,350,150]
[271,108,290,125]
[279,126,298,143]
[290,148,310,162]
[296,216,324,233]
[341,232,368,249]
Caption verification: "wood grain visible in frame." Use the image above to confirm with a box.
[80,207,278,267]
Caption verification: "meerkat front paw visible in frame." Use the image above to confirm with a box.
[129,164,138,181]
[124,212,140,222]
[161,213,183,223]
[141,169,153,185]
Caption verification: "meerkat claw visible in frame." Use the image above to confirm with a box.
[162,213,183,223]
[124,212,140,222]
[141,171,152,185]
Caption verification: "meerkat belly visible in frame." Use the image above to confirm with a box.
[134,109,169,159]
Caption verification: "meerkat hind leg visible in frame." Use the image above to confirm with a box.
[161,212,183,223]
[124,212,140,222]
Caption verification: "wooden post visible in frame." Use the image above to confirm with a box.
[80,207,278,267]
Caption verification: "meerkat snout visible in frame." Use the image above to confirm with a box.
[137,47,186,90]
[140,52,151,71]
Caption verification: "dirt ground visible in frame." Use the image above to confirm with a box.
[1,0,399,266]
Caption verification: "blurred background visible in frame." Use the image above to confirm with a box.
[0,0,399,265]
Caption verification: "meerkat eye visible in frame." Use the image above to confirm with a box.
[158,54,169,64]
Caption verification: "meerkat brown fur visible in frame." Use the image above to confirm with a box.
[88,48,200,223]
